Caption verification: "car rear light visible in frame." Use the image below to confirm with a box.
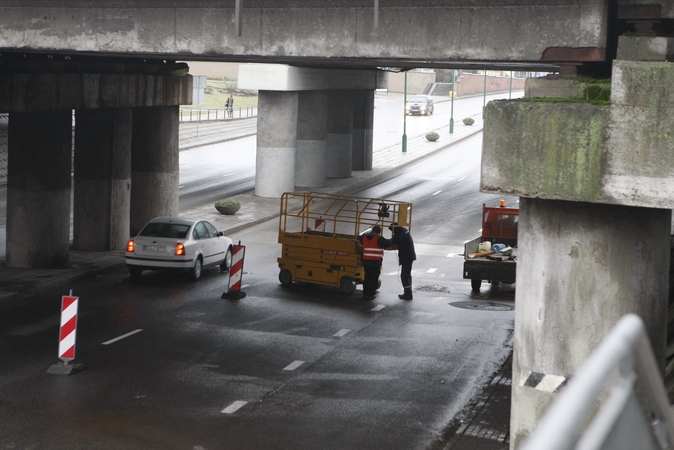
[127,240,135,252]
[175,243,186,256]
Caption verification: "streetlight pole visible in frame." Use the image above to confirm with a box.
[402,71,408,153]
[483,71,487,111]
[509,71,513,99]
[449,69,455,134]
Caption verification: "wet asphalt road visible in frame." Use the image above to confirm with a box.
[0,133,515,449]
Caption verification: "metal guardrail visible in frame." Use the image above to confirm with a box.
[179,106,258,122]
[520,313,674,450]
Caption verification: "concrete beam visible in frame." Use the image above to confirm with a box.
[482,58,674,210]
[238,64,385,91]
[0,73,192,113]
[0,2,608,65]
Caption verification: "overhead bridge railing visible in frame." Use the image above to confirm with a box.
[521,313,674,450]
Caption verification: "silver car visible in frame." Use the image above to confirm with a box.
[406,95,434,115]
[125,216,233,281]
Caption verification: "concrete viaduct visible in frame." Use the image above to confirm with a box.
[2,1,674,447]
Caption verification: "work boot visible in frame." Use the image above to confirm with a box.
[398,288,413,300]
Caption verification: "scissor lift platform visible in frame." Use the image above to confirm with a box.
[277,192,412,294]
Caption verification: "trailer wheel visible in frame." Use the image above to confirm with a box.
[340,277,356,295]
[471,279,482,292]
[279,269,293,286]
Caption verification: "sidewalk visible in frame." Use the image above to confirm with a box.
[0,112,511,450]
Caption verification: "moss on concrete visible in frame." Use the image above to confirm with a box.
[482,101,609,202]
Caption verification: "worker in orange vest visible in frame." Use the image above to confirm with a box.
[359,225,392,300]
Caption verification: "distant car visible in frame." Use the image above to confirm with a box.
[406,95,434,115]
[125,216,233,281]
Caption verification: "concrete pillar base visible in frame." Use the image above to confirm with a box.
[6,110,72,269]
[510,197,670,448]
[327,91,353,178]
[74,108,132,251]
[352,90,374,171]
[255,91,298,198]
[295,91,327,188]
[131,106,179,235]
[255,147,296,198]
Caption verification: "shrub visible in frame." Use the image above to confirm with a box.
[425,132,439,141]
[463,117,475,125]
[215,198,241,207]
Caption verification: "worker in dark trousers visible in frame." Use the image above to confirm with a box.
[389,222,416,300]
[359,225,391,300]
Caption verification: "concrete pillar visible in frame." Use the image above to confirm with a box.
[255,90,298,198]
[295,91,327,188]
[130,106,179,236]
[326,91,353,178]
[352,90,374,171]
[6,110,72,269]
[510,197,670,448]
[73,108,132,251]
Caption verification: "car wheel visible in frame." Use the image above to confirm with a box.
[340,277,356,295]
[190,257,203,281]
[128,266,143,279]
[220,246,233,272]
[279,269,293,286]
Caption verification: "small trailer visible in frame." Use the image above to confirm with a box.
[277,192,412,294]
[463,201,519,292]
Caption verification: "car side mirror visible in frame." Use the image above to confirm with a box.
[218,231,224,236]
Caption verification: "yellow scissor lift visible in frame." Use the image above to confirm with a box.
[277,191,413,294]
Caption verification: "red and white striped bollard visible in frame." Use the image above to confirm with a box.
[222,242,247,300]
[47,290,84,375]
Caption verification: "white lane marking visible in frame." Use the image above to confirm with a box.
[240,284,250,289]
[426,268,438,273]
[283,360,305,371]
[458,177,465,182]
[221,400,248,414]
[333,329,350,337]
[223,172,236,177]
[102,329,143,345]
[432,190,442,196]
[386,271,398,276]
[371,305,386,312]
[446,253,458,258]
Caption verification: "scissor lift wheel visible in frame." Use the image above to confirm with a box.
[340,277,356,295]
[279,269,293,286]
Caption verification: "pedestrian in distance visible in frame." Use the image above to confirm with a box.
[227,94,234,118]
[359,225,392,301]
[389,222,416,300]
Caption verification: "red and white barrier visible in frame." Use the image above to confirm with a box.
[222,243,247,299]
[58,294,79,361]
[47,290,83,375]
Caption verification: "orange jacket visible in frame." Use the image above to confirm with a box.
[362,235,385,261]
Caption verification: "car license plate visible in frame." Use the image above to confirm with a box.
[143,245,167,252]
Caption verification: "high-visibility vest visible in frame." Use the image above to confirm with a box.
[363,235,384,261]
